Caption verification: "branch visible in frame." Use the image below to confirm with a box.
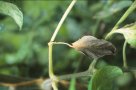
[105,0,136,40]
[52,42,73,47]
[48,0,77,90]
[123,40,128,69]
[50,0,77,42]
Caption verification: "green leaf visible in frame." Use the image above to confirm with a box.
[116,72,133,87]
[113,23,136,48]
[91,66,123,90]
[0,1,23,30]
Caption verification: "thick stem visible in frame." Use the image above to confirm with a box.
[105,0,136,40]
[123,40,128,69]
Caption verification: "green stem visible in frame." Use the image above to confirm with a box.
[57,59,98,80]
[88,58,98,71]
[105,0,136,40]
[50,0,77,42]
[58,70,91,80]
[52,82,58,90]
[88,79,92,90]
[123,40,128,69]
[48,42,54,77]
[48,42,59,90]
[48,0,77,90]
[53,42,73,47]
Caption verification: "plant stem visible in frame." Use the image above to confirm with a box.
[48,42,58,90]
[53,42,73,48]
[105,0,136,40]
[48,42,53,77]
[123,40,128,69]
[57,59,98,80]
[50,0,77,42]
[88,58,98,71]
[48,0,77,90]
[58,70,91,80]
[52,82,58,90]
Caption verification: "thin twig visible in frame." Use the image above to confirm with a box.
[88,58,98,71]
[58,70,91,80]
[48,0,77,90]
[57,59,98,80]
[105,0,136,40]
[53,42,73,47]
[123,40,128,69]
[50,0,77,42]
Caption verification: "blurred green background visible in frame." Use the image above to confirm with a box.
[0,0,136,89]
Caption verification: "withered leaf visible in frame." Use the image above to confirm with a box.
[72,36,116,59]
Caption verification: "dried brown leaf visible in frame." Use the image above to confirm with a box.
[72,36,116,59]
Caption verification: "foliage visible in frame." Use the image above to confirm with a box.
[113,23,136,48]
[91,66,123,90]
[0,1,23,29]
[0,0,136,90]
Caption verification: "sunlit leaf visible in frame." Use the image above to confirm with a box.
[72,36,116,59]
[113,23,136,48]
[91,66,123,90]
[0,1,23,30]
